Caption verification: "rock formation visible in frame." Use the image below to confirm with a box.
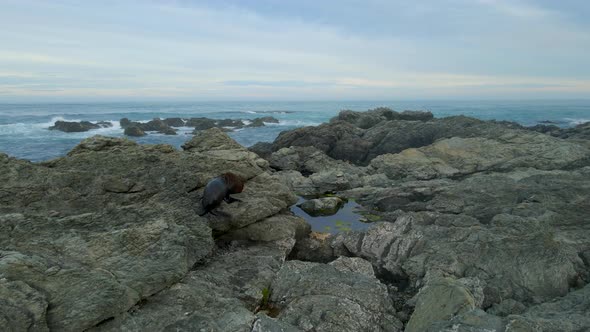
[260,109,590,331]
[49,120,112,132]
[5,108,590,331]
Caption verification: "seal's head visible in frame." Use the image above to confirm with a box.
[221,172,244,194]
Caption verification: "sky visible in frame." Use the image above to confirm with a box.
[1,0,589,101]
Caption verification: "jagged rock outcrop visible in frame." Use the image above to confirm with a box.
[49,120,112,132]
[271,111,527,165]
[528,121,590,141]
[258,108,590,331]
[120,118,177,136]
[0,129,300,331]
[268,260,403,332]
[123,125,145,136]
[247,116,280,127]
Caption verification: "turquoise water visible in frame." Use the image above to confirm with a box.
[0,100,589,162]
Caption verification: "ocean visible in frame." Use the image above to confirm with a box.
[1,100,589,162]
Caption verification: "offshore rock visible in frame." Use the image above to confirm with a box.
[49,120,108,132]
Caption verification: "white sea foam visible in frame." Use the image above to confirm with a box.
[0,118,121,137]
[267,120,321,127]
[565,118,590,126]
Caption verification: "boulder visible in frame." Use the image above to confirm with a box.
[161,117,185,127]
[406,276,477,332]
[298,196,345,216]
[186,117,217,130]
[247,116,279,127]
[119,118,132,129]
[123,126,145,137]
[141,118,174,132]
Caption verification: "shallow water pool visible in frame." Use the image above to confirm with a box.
[290,197,375,234]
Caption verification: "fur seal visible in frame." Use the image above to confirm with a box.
[199,172,244,216]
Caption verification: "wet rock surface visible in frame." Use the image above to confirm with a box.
[297,196,344,216]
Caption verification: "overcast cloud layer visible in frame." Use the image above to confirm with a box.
[1,0,589,101]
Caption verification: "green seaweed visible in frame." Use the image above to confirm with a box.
[363,214,382,222]
[261,287,271,307]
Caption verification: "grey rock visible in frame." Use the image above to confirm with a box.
[346,209,586,306]
[49,120,101,132]
[0,131,280,331]
[92,243,292,332]
[269,260,403,332]
[251,314,302,332]
[290,232,336,263]
[298,197,344,216]
[217,118,245,128]
[157,126,177,135]
[0,279,49,332]
[121,118,177,135]
[332,108,433,129]
[249,142,274,159]
[329,256,376,278]
[207,172,298,232]
[182,127,245,152]
[424,309,506,332]
[161,117,185,127]
[247,116,279,127]
[529,120,590,140]
[186,117,217,130]
[370,133,589,180]
[119,117,132,129]
[504,284,590,332]
[488,299,526,317]
[142,118,175,132]
[123,126,146,136]
[219,213,310,243]
[270,110,556,165]
[406,276,477,332]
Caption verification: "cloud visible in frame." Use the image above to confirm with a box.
[0,0,589,100]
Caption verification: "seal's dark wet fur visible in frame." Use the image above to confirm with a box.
[199,172,244,216]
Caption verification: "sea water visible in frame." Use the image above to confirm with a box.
[0,100,588,162]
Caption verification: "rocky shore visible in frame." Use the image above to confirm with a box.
[48,116,280,137]
[2,108,589,331]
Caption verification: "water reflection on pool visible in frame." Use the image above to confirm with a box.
[291,197,374,234]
